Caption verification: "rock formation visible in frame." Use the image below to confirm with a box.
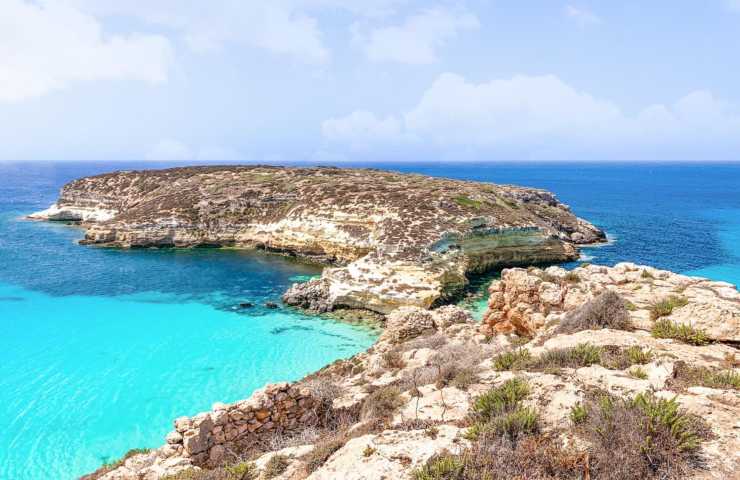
[30,166,604,314]
[482,262,740,341]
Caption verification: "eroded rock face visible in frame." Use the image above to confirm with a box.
[31,166,604,314]
[482,262,740,341]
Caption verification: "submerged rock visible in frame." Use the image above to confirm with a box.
[32,166,604,314]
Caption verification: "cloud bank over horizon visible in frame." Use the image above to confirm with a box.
[1,0,739,162]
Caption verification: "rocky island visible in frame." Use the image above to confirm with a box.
[30,165,604,313]
[32,166,739,480]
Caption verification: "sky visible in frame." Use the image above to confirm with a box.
[1,0,740,162]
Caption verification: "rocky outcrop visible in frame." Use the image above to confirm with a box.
[86,295,740,480]
[31,166,604,314]
[482,262,740,341]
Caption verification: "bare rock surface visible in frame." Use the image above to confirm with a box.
[483,262,740,341]
[31,165,603,313]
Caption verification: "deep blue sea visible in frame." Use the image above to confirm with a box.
[2,161,740,480]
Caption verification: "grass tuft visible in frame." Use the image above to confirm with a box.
[649,295,689,320]
[651,319,710,345]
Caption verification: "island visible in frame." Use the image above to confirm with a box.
[30,165,604,314]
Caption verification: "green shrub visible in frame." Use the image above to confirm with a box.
[629,366,648,379]
[412,453,464,480]
[487,407,539,440]
[492,349,531,371]
[471,378,529,421]
[630,393,700,452]
[649,295,688,320]
[641,270,655,280]
[626,346,653,365]
[569,403,588,424]
[574,391,707,479]
[528,343,602,370]
[651,319,710,345]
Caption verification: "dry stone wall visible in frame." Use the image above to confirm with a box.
[165,382,317,468]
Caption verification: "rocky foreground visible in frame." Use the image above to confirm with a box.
[30,166,603,314]
[86,263,739,480]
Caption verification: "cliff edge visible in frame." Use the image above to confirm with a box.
[30,165,604,314]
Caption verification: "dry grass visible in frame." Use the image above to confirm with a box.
[381,349,407,369]
[301,437,345,473]
[557,290,632,334]
[263,454,290,479]
[160,462,257,480]
[360,385,404,421]
[668,362,740,391]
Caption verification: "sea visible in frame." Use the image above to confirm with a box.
[1,161,739,480]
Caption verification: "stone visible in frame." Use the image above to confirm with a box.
[165,431,183,444]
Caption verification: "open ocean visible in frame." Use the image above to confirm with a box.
[1,161,739,479]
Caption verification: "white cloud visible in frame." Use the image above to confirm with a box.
[65,1,335,63]
[322,110,413,149]
[145,140,243,162]
[354,7,479,64]
[322,73,740,160]
[0,0,172,102]
[565,5,602,26]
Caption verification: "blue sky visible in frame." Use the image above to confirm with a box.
[1,0,740,162]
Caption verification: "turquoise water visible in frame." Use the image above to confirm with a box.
[0,163,377,480]
[2,161,740,480]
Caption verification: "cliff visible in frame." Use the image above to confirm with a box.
[86,265,740,480]
[30,165,604,314]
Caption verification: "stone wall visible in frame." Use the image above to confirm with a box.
[163,382,318,469]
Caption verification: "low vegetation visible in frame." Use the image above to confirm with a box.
[381,349,406,369]
[651,319,711,345]
[649,295,689,320]
[263,454,290,479]
[668,362,740,391]
[492,344,654,373]
[557,290,632,334]
[452,195,483,209]
[573,392,708,479]
[465,378,537,441]
[160,462,257,480]
[360,385,404,421]
[301,438,345,473]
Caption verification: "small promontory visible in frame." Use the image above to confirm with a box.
[31,165,604,313]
